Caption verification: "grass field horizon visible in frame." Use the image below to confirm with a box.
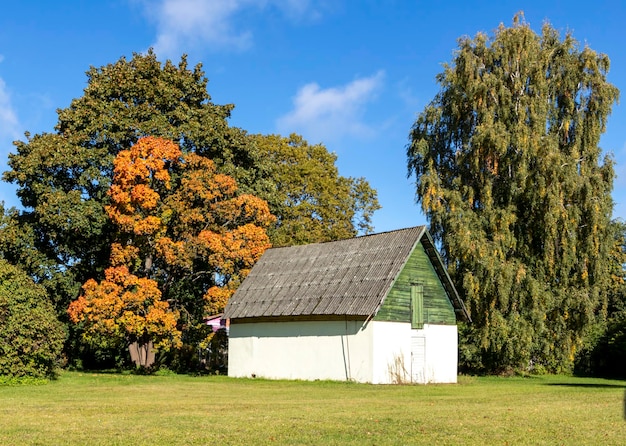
[1,371,625,445]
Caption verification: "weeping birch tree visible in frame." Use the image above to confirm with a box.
[407,15,619,373]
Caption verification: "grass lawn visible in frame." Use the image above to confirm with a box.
[0,372,625,445]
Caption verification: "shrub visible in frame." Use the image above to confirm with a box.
[0,260,65,378]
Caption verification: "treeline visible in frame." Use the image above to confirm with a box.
[1,15,625,379]
[0,51,380,376]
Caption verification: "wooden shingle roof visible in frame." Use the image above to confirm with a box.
[224,226,470,322]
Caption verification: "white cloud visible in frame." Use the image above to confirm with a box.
[0,71,23,209]
[278,0,325,21]
[149,0,252,56]
[276,71,385,144]
[0,76,20,143]
[144,0,325,57]
[396,77,421,111]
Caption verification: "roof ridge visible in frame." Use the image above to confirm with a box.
[353,225,426,239]
[269,225,427,251]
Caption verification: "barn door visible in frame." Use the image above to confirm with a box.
[410,284,425,383]
[411,334,426,383]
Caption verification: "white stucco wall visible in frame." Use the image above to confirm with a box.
[370,322,458,384]
[418,324,458,384]
[228,320,374,382]
[228,320,458,384]
[371,321,411,384]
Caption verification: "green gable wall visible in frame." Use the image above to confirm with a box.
[373,239,456,325]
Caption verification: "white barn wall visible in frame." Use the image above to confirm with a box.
[228,320,374,382]
[229,320,458,384]
[369,322,458,384]
[420,324,458,383]
[371,321,411,384]
[369,321,460,384]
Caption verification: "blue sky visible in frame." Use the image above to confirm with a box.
[1,1,625,233]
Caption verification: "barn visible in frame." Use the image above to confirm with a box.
[223,226,470,384]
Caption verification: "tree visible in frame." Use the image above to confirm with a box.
[250,134,380,246]
[0,204,47,285]
[407,15,619,373]
[67,265,181,366]
[574,219,626,378]
[0,259,65,378]
[3,51,379,318]
[606,220,626,317]
[105,136,274,315]
[2,51,264,315]
[68,137,274,363]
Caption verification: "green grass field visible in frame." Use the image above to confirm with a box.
[0,372,625,445]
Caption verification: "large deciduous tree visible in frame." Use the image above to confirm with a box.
[68,137,274,360]
[3,51,251,314]
[67,265,181,363]
[251,134,380,246]
[105,136,274,316]
[407,15,619,373]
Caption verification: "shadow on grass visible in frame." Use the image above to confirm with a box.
[545,382,626,389]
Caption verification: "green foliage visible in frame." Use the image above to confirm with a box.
[3,51,252,315]
[71,344,131,372]
[2,51,379,315]
[606,219,626,316]
[2,51,379,371]
[0,260,65,378]
[0,204,78,316]
[251,133,380,246]
[408,15,619,373]
[575,219,626,377]
[575,317,626,379]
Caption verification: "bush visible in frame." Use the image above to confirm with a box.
[0,260,65,378]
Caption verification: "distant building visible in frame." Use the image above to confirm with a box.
[205,313,228,333]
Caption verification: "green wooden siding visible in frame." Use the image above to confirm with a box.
[373,240,456,325]
[410,285,424,329]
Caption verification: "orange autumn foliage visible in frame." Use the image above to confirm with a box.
[70,136,275,347]
[204,286,234,316]
[197,223,272,314]
[68,266,181,350]
[109,243,140,267]
[106,136,182,235]
[107,137,274,315]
